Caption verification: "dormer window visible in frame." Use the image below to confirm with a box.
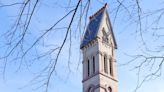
[102,28,109,43]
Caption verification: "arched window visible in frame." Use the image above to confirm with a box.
[108,87,112,92]
[93,56,95,74]
[104,55,108,73]
[112,48,114,56]
[87,59,90,76]
[88,87,93,92]
[109,58,113,76]
[102,28,109,43]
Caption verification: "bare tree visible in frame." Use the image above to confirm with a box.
[0,0,164,92]
[117,0,164,91]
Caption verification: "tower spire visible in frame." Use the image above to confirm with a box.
[81,3,118,92]
[89,3,107,20]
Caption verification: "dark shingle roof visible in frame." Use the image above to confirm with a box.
[80,6,106,48]
[80,3,117,49]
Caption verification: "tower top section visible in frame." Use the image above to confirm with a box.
[80,3,117,49]
[89,3,107,20]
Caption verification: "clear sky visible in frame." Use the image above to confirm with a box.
[0,0,164,92]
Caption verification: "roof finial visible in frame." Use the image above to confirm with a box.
[105,3,107,7]
[89,3,108,20]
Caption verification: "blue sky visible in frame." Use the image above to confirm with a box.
[0,0,164,92]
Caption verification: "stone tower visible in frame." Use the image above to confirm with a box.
[80,4,118,92]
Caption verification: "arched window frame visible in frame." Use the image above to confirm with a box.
[102,28,109,43]
[88,87,94,92]
[108,87,112,92]
[112,48,114,56]
[87,59,90,76]
[92,56,95,74]
[104,54,108,74]
[109,58,113,76]
[86,84,95,92]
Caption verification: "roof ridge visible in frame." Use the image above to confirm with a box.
[89,3,107,20]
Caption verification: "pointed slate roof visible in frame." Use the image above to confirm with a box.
[80,4,117,49]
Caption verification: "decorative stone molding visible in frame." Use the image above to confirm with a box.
[82,71,99,83]
[94,84,107,92]
[82,71,118,83]
[85,84,95,92]
[99,72,118,82]
[81,39,98,50]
